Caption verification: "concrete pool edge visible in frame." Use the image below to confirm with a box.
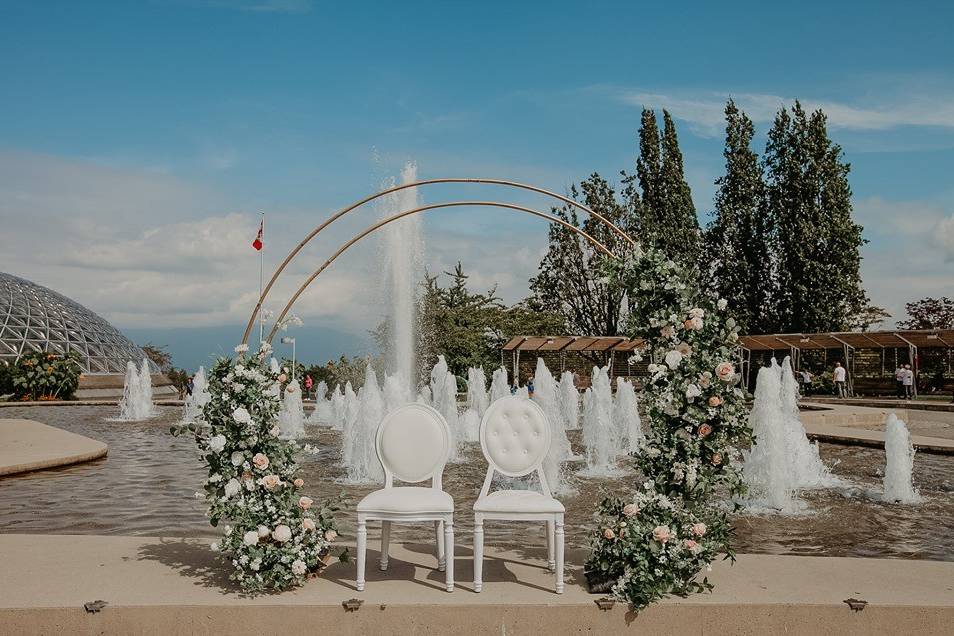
[0,534,951,635]
[0,419,107,476]
[800,402,954,455]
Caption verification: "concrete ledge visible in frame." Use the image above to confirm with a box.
[0,399,183,408]
[801,403,954,455]
[0,419,107,476]
[0,534,951,635]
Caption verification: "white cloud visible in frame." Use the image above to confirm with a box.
[618,88,954,137]
[853,197,954,324]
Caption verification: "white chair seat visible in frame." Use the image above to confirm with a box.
[357,486,454,514]
[474,489,565,514]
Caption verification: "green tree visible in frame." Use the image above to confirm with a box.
[851,304,892,332]
[632,109,700,266]
[140,343,172,374]
[706,100,773,332]
[898,297,954,330]
[530,174,635,336]
[762,101,867,332]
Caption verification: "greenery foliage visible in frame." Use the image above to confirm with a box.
[585,245,751,610]
[898,297,954,330]
[172,343,343,593]
[10,351,83,400]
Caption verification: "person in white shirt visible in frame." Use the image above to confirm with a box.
[894,365,905,399]
[902,363,914,399]
[833,362,847,398]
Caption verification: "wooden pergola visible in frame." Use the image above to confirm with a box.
[502,329,954,396]
[501,335,644,380]
[738,329,954,396]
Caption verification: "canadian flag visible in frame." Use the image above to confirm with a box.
[252,218,264,251]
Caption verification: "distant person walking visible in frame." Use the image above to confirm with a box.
[833,362,847,398]
[304,374,313,400]
[527,378,535,398]
[800,369,813,396]
[903,364,914,399]
[895,364,906,399]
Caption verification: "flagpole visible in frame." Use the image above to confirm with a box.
[258,212,265,346]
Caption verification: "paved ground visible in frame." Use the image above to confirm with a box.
[0,419,107,476]
[802,402,954,454]
[0,534,952,634]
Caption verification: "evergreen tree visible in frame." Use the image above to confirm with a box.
[633,108,700,266]
[706,100,773,332]
[762,101,867,332]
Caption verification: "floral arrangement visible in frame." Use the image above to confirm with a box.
[585,245,752,609]
[11,351,83,401]
[173,342,344,593]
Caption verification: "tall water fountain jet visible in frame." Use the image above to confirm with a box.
[342,366,385,483]
[779,357,836,488]
[429,356,461,459]
[460,366,488,442]
[489,367,510,404]
[116,358,155,421]
[613,377,643,454]
[329,384,346,430]
[580,366,620,476]
[743,363,797,512]
[182,366,210,423]
[883,414,922,504]
[278,378,305,439]
[378,162,424,398]
[466,367,490,416]
[307,381,331,425]
[559,371,579,431]
[339,381,358,435]
[383,372,411,414]
[533,358,573,461]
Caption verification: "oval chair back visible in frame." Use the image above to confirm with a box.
[375,403,450,489]
[478,396,552,497]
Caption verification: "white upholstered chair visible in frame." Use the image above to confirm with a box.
[355,403,455,592]
[473,396,565,594]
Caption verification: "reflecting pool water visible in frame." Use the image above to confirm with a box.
[1,406,952,560]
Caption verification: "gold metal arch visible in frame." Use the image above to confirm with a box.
[258,200,620,345]
[242,178,638,345]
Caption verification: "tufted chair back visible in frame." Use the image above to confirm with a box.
[375,403,450,489]
[478,396,552,496]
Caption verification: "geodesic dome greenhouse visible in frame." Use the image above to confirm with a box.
[0,272,158,375]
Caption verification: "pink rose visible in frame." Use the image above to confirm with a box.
[298,496,313,510]
[603,528,615,540]
[691,523,707,537]
[652,525,671,543]
[677,341,692,356]
[708,395,722,407]
[699,375,712,388]
[690,316,704,330]
[661,325,675,339]
[293,478,304,488]
[684,539,697,550]
[252,453,269,470]
[711,452,723,466]
[278,373,287,383]
[272,524,292,543]
[302,518,316,532]
[683,319,694,331]
[286,384,297,394]
[261,474,281,489]
[622,503,640,517]
[324,529,337,542]
[698,423,712,438]
[715,362,735,382]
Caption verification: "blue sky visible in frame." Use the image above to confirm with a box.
[2,1,953,369]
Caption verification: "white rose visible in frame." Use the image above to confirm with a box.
[208,473,222,483]
[231,451,244,466]
[232,407,252,425]
[272,525,292,543]
[224,478,241,498]
[234,343,249,353]
[717,298,728,310]
[685,384,701,399]
[243,530,259,546]
[291,559,307,575]
[257,525,271,538]
[208,434,226,453]
[664,350,684,369]
[250,558,261,571]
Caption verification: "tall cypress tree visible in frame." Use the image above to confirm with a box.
[633,109,700,266]
[707,100,773,332]
[763,101,867,332]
